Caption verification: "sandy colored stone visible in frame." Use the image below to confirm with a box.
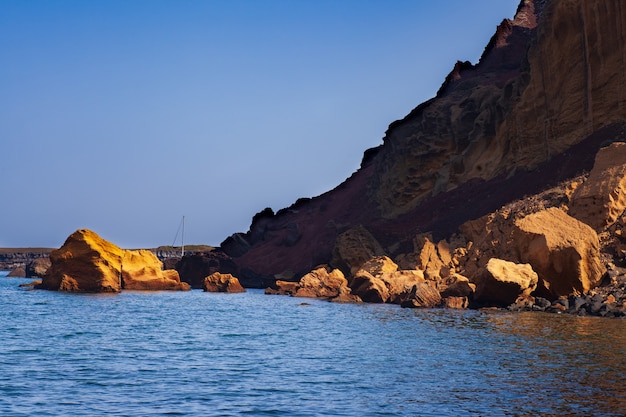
[514,208,603,298]
[329,286,362,303]
[400,282,442,308]
[266,266,356,302]
[354,256,398,277]
[42,229,189,292]
[442,296,469,309]
[294,266,348,298]
[203,272,246,293]
[265,280,299,295]
[379,270,425,304]
[350,271,390,303]
[570,142,626,231]
[472,258,538,306]
[439,273,476,298]
[330,225,386,275]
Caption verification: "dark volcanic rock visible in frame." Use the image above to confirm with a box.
[176,250,240,289]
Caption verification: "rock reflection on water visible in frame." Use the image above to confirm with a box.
[483,311,626,416]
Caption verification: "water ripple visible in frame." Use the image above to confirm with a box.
[1,275,625,416]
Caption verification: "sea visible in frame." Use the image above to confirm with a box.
[1,271,625,417]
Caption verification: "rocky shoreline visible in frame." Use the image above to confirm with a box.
[4,0,626,319]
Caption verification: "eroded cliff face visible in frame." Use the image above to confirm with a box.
[370,0,626,218]
[221,0,626,285]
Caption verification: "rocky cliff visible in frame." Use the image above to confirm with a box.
[217,0,626,288]
[0,248,53,271]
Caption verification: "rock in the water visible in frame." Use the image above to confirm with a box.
[7,267,26,278]
[26,257,51,278]
[472,258,538,307]
[176,250,239,288]
[203,272,246,293]
[400,282,442,308]
[439,273,476,298]
[379,270,426,304]
[41,229,190,293]
[442,296,469,309]
[350,271,390,303]
[294,266,349,298]
[265,265,359,302]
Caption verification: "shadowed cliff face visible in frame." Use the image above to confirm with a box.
[221,0,626,286]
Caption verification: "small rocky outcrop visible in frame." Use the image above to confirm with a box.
[41,229,190,292]
[438,274,476,299]
[331,225,386,276]
[265,265,361,302]
[26,257,51,278]
[569,142,626,231]
[350,271,389,303]
[7,267,26,277]
[176,250,239,288]
[400,283,442,309]
[472,258,538,307]
[203,272,246,293]
[460,207,604,300]
[350,256,426,304]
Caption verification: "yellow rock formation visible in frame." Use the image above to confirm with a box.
[569,142,626,231]
[42,229,189,292]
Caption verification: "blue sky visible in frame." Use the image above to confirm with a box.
[1,0,520,249]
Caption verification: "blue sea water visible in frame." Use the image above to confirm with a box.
[1,271,625,417]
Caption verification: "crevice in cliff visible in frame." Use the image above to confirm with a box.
[579,5,593,135]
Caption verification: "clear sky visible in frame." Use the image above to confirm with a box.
[1,0,521,249]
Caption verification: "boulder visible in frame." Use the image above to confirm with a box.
[472,258,538,307]
[330,225,386,275]
[265,280,299,295]
[41,229,190,292]
[460,207,604,300]
[400,282,442,308]
[439,273,476,298]
[265,266,358,302]
[176,250,239,288]
[203,272,246,293]
[442,296,470,309]
[26,258,51,278]
[513,208,603,298]
[415,235,453,280]
[7,267,26,277]
[329,286,362,303]
[294,266,348,298]
[355,256,398,277]
[379,270,426,304]
[350,256,426,304]
[569,142,626,231]
[350,271,390,303]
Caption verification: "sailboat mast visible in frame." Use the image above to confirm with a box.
[181,215,185,257]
